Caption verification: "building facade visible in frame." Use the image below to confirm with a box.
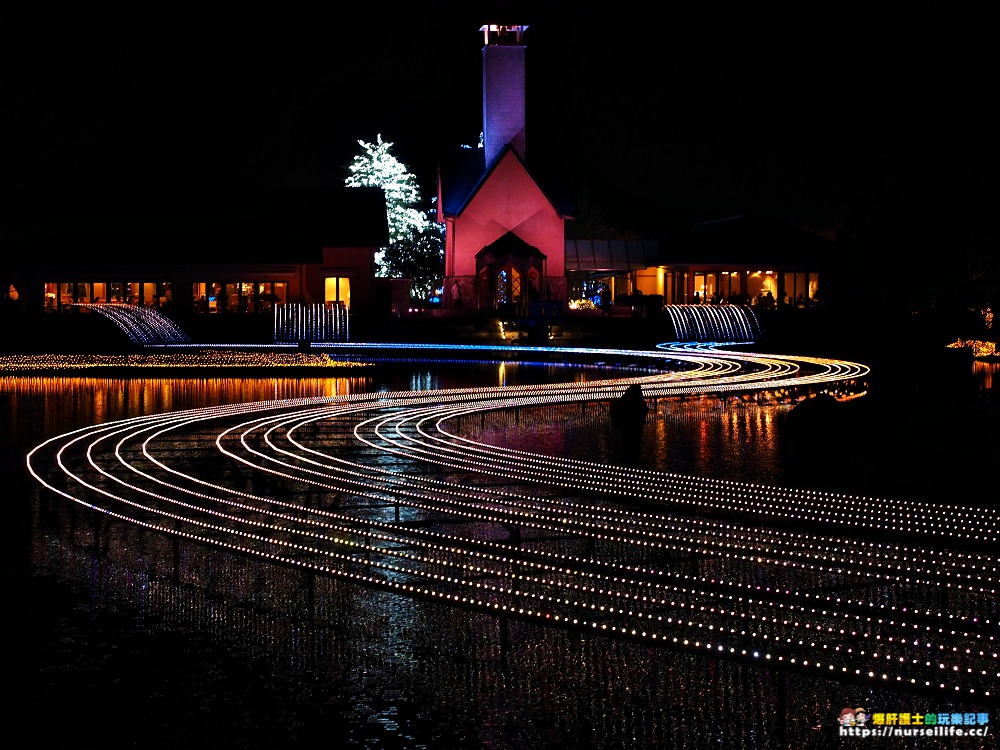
[439,24,832,316]
[5,187,389,341]
[440,24,570,313]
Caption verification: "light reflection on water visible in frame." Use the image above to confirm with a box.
[973,360,996,391]
[468,398,786,486]
[4,363,995,749]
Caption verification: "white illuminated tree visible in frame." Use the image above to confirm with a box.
[345,134,431,244]
[345,134,443,293]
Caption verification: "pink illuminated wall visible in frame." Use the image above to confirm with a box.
[445,149,565,279]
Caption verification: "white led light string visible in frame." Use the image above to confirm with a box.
[25,344,996,699]
[62,404,1000,694]
[121,406,1000,692]
[346,395,996,544]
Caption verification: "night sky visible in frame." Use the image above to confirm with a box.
[3,2,997,262]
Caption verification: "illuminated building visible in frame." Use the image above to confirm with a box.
[652,214,834,307]
[439,25,833,313]
[439,24,570,313]
[6,186,389,343]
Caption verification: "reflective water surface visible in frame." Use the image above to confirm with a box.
[4,362,997,749]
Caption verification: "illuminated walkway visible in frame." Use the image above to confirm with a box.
[26,343,997,701]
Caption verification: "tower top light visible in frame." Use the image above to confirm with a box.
[480,24,528,45]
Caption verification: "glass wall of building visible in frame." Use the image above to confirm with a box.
[692,272,716,304]
[43,281,172,312]
[781,272,820,306]
[746,272,778,305]
[192,281,287,313]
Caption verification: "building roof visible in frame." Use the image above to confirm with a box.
[438,143,574,220]
[656,213,836,267]
[438,146,488,219]
[8,187,390,265]
[565,239,660,273]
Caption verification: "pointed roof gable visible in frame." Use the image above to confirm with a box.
[442,144,573,220]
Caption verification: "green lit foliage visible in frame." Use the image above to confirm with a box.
[381,225,444,301]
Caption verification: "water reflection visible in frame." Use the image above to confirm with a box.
[6,364,996,749]
[973,360,997,391]
[1,363,609,443]
[1,375,373,441]
[465,399,786,486]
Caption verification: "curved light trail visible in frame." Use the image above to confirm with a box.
[26,343,997,702]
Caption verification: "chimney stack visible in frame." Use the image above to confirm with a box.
[481,24,528,167]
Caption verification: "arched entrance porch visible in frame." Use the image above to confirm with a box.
[474,233,546,315]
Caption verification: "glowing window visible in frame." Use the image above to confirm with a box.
[325,277,351,308]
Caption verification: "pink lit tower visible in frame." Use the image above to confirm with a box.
[481,24,529,166]
[440,23,570,311]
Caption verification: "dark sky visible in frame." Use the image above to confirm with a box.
[3,2,997,249]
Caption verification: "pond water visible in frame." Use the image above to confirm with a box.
[3,361,996,749]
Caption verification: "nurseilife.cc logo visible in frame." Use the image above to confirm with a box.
[836,708,991,738]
